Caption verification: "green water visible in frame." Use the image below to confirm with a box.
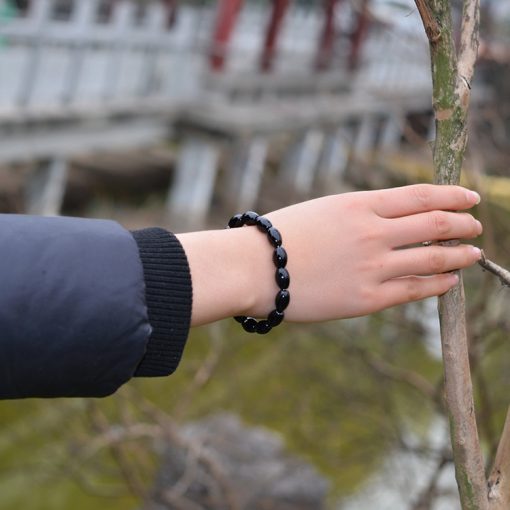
[0,309,443,510]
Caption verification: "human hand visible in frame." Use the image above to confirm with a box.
[178,184,482,326]
[260,184,482,322]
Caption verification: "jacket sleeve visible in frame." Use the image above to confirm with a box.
[0,215,192,400]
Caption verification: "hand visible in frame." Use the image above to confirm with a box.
[178,184,482,326]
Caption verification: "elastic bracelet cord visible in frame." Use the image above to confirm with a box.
[227,211,290,334]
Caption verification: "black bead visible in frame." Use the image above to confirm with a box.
[228,214,244,229]
[229,212,289,334]
[267,227,282,247]
[273,246,287,268]
[275,289,290,312]
[275,267,290,289]
[268,310,284,327]
[256,216,272,232]
[242,317,258,333]
[256,320,272,334]
[242,211,259,226]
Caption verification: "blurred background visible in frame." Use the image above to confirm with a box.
[0,0,509,509]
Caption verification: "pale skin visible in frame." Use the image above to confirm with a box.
[176,184,483,327]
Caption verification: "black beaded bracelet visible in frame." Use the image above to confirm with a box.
[227,211,290,334]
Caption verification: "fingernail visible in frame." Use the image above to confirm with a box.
[471,246,482,259]
[476,220,483,233]
[467,190,481,204]
[449,273,459,285]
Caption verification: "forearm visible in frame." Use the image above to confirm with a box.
[177,185,482,327]
[176,226,276,326]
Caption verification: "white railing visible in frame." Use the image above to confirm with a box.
[0,0,209,110]
[0,0,436,224]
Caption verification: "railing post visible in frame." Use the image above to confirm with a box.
[167,134,220,229]
[348,0,370,70]
[352,113,378,162]
[315,0,342,71]
[209,0,243,72]
[16,0,53,107]
[316,125,351,190]
[281,128,324,199]
[61,0,99,105]
[224,135,268,212]
[25,157,68,216]
[137,2,167,97]
[102,1,135,101]
[259,0,291,73]
[378,112,404,154]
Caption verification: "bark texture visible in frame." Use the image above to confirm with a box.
[415,1,486,509]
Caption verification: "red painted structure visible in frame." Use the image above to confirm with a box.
[206,0,370,74]
[161,0,178,28]
[349,0,371,70]
[209,0,244,72]
[315,0,342,70]
[259,0,292,73]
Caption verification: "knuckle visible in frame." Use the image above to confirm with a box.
[430,211,451,236]
[459,213,480,237]
[359,226,381,244]
[428,250,447,273]
[411,185,433,209]
[359,286,377,308]
[406,279,422,302]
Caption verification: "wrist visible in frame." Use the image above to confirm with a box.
[176,226,275,326]
[227,212,290,333]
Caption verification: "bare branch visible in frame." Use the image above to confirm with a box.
[414,0,441,43]
[457,0,481,90]
[478,251,510,288]
[488,408,510,509]
[354,346,437,400]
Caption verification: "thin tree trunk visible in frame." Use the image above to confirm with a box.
[414,1,487,509]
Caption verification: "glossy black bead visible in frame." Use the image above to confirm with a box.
[256,320,272,334]
[242,211,259,226]
[267,227,282,247]
[228,214,244,229]
[242,317,258,333]
[275,289,290,312]
[275,267,290,289]
[273,246,287,268]
[234,315,246,324]
[268,310,284,327]
[256,216,272,232]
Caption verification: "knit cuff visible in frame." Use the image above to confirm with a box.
[131,228,192,377]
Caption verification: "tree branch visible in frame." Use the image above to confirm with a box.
[488,407,510,509]
[458,0,481,89]
[415,0,441,43]
[478,251,510,288]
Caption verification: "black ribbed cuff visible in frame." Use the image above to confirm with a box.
[131,228,192,377]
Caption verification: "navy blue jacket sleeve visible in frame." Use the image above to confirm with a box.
[0,215,192,399]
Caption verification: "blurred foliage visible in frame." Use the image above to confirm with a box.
[0,303,464,509]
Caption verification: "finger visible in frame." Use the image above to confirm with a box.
[381,244,481,280]
[385,210,482,247]
[379,273,459,309]
[371,184,480,219]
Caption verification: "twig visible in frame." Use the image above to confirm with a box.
[488,407,510,509]
[412,451,451,510]
[478,251,510,288]
[353,346,436,400]
[414,0,441,43]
